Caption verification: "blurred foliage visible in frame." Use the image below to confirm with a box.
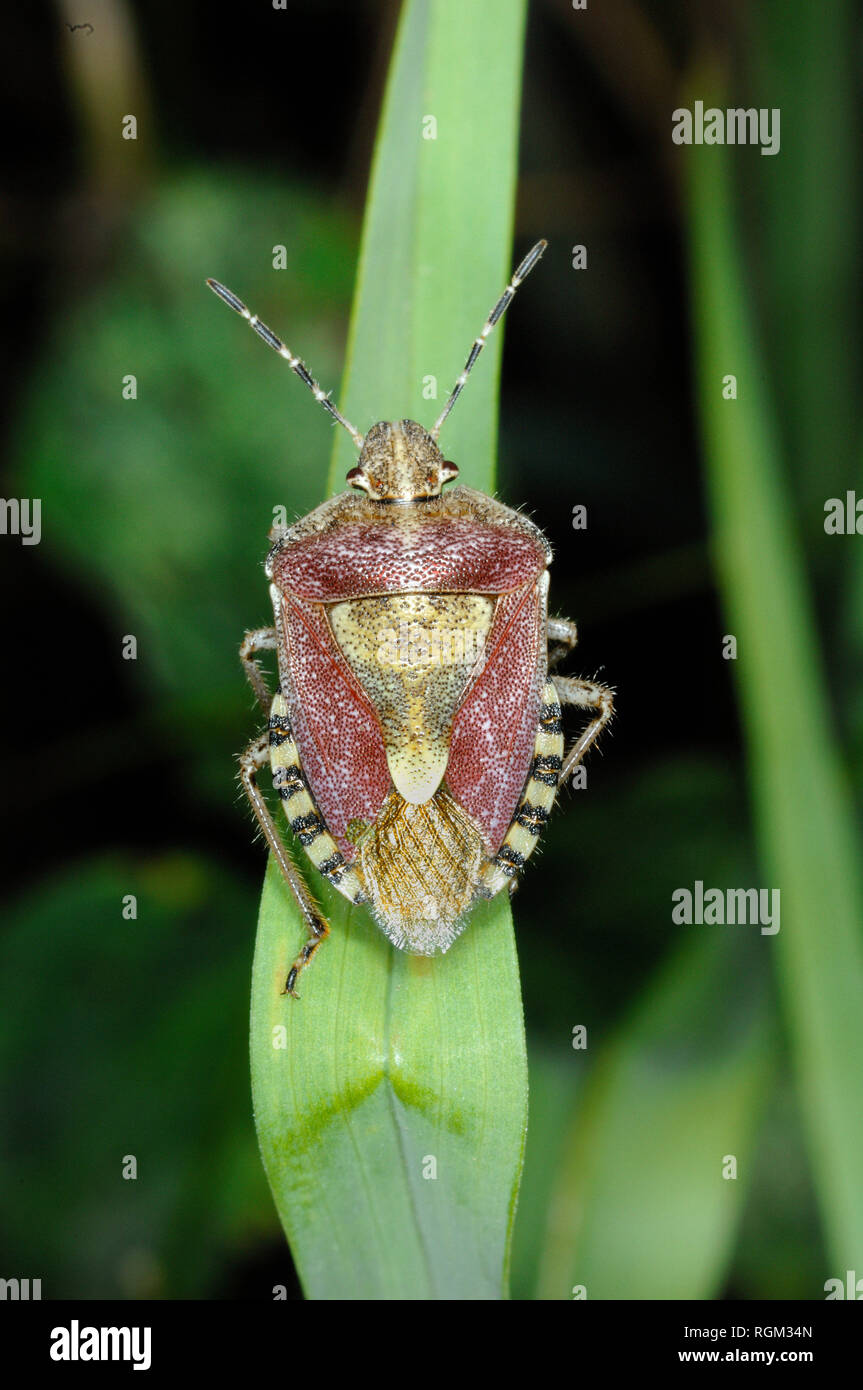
[513,758,778,1299]
[19,172,356,802]
[0,853,275,1297]
[7,171,356,1295]
[687,68,863,1272]
[25,175,355,677]
[2,0,861,1300]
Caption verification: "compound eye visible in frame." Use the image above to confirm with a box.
[346,466,369,490]
[441,460,459,482]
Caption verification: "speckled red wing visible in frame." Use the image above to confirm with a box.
[270,495,549,866]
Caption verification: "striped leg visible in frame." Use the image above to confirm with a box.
[555,675,614,783]
[268,691,367,912]
[480,681,564,899]
[240,626,277,714]
[238,731,331,998]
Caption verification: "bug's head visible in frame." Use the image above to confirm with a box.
[346,420,459,502]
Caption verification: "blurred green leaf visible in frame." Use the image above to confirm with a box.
[511,756,795,1300]
[509,1048,579,1302]
[686,79,863,1274]
[0,856,272,1298]
[250,0,531,1299]
[534,933,775,1300]
[753,0,859,518]
[12,175,357,817]
[15,174,356,704]
[730,1070,828,1299]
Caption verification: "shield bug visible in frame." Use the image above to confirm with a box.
[207,241,614,996]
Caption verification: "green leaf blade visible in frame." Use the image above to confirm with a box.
[685,76,863,1272]
[251,0,530,1300]
[331,0,529,493]
[252,870,527,1299]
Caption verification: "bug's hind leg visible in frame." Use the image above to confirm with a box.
[555,674,614,784]
[239,730,331,998]
[240,627,277,713]
[479,680,564,900]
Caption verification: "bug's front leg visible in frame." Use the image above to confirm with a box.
[240,627,278,714]
[238,731,330,998]
[555,675,614,783]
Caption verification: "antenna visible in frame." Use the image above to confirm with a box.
[206,279,364,450]
[430,239,548,441]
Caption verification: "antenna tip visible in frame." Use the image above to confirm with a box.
[206,279,247,316]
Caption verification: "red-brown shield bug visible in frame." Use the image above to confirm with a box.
[207,241,614,996]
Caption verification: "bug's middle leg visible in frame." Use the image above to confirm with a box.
[240,626,277,714]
